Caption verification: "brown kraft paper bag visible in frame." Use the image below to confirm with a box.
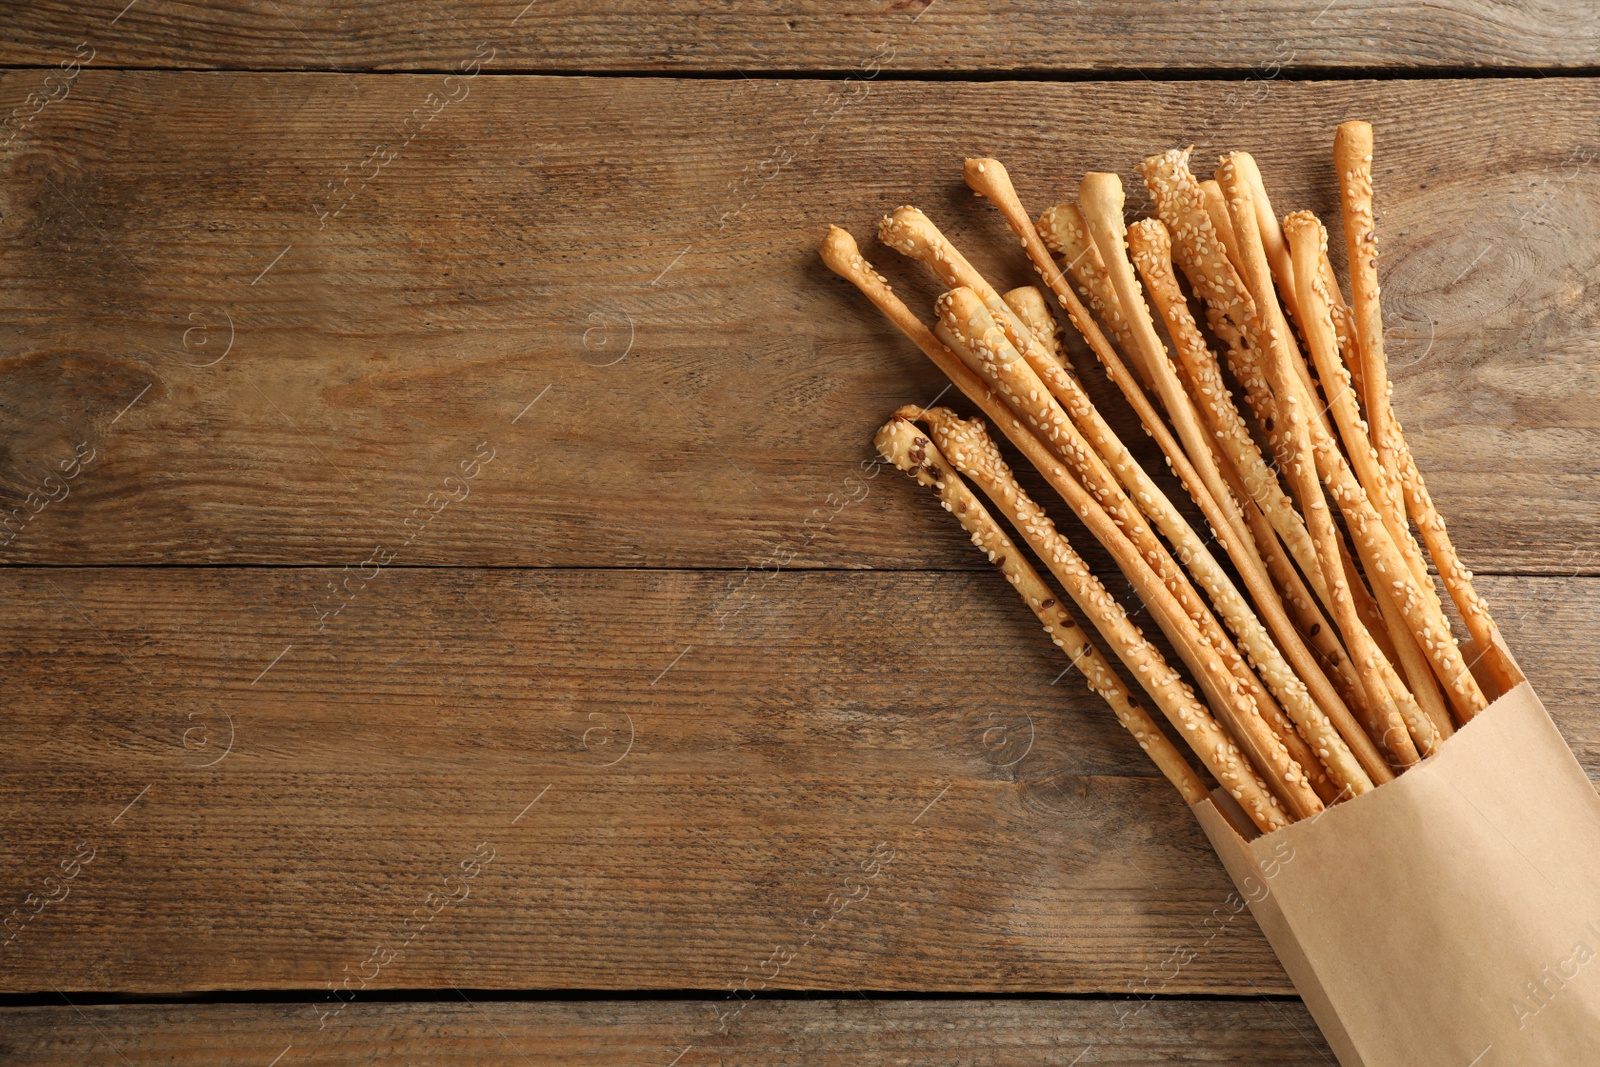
[1194,660,1600,1066]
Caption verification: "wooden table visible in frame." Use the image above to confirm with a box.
[2,4,1597,1062]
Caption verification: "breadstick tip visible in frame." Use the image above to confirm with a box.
[1215,151,1244,185]
[878,205,941,260]
[818,224,862,273]
[1126,216,1171,254]
[1335,120,1374,154]
[1078,172,1127,229]
[934,285,994,343]
[1280,209,1326,250]
[962,156,1021,208]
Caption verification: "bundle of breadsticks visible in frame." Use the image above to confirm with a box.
[821,122,1527,835]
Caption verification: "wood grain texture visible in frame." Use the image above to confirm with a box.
[0,1,1598,73]
[0,567,1593,996]
[1,73,1597,571]
[0,997,1337,1064]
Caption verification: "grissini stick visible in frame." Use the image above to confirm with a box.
[1217,157,1440,760]
[1125,211,1371,713]
[1001,286,1065,367]
[959,160,1385,787]
[874,415,1209,806]
[1198,170,1325,433]
[905,405,1291,829]
[816,225,1310,818]
[1139,149,1418,751]
[1230,152,1300,331]
[1269,195,1447,734]
[1035,203,1150,388]
[1317,242,1365,406]
[1198,179,1246,280]
[1283,210,1455,741]
[1076,171,1374,795]
[1220,155,1485,731]
[934,290,1323,816]
[1143,154,1319,561]
[1127,218,1386,788]
[1334,120,1523,704]
[879,207,1325,799]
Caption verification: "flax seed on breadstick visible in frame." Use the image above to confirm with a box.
[875,415,1209,805]
[1217,157,1439,761]
[909,406,1291,828]
[1283,210,1455,741]
[1127,217,1387,788]
[934,289,1324,814]
[1334,120,1523,705]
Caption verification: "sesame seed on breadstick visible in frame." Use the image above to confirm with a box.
[959,159,1371,793]
[1334,120,1523,705]
[879,208,1315,785]
[1217,155,1440,761]
[906,406,1290,829]
[874,415,1209,806]
[816,227,1302,826]
[934,287,1323,817]
[1139,149,1410,748]
[1076,170,1374,797]
[1126,217,1387,789]
[1283,210,1456,742]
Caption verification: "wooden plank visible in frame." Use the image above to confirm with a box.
[1,74,1597,571]
[0,568,1593,995]
[0,997,1336,1065]
[1,2,1598,73]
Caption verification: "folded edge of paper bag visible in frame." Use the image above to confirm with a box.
[1195,681,1600,1067]
[1194,795,1369,1065]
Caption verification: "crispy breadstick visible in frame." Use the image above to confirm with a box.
[1317,244,1364,405]
[1230,153,1300,331]
[1001,286,1064,366]
[1222,157,1485,732]
[961,160,1388,789]
[1035,203,1149,387]
[1076,171,1374,795]
[906,406,1289,829]
[1283,210,1454,741]
[1212,157,1330,440]
[933,289,1323,815]
[1334,120,1523,704]
[817,229,1306,824]
[1198,179,1245,279]
[1126,217,1385,789]
[880,206,1327,802]
[1140,149,1416,754]
[875,415,1209,806]
[1218,156,1442,760]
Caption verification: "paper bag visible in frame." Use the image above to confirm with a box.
[1195,679,1600,1066]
